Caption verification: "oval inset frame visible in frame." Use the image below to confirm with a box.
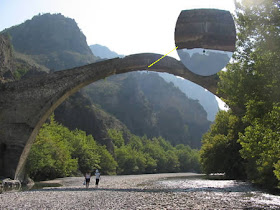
[175,9,236,76]
[175,9,236,52]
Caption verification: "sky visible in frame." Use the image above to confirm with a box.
[0,0,235,110]
[0,0,235,56]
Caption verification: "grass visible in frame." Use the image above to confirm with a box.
[21,182,63,191]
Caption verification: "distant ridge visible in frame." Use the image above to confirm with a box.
[159,73,219,121]
[89,44,219,121]
[2,13,212,149]
[90,44,124,59]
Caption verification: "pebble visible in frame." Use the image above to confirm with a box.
[0,173,279,209]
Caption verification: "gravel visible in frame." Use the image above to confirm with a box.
[0,173,279,209]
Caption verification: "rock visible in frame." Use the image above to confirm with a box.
[0,34,15,82]
[2,178,21,191]
[22,176,35,188]
[0,182,3,194]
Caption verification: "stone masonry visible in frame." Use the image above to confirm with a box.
[0,53,220,181]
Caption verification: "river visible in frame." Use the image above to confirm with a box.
[0,173,279,209]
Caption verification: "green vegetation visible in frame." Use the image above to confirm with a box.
[3,13,211,163]
[27,115,117,181]
[7,12,211,150]
[4,13,98,71]
[105,129,200,175]
[84,72,210,148]
[239,106,280,187]
[200,111,246,179]
[27,116,200,181]
[200,0,280,188]
[10,8,280,189]
[12,51,50,79]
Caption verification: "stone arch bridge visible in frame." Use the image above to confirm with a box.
[0,53,220,181]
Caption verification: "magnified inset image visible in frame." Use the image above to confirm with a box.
[175,9,236,76]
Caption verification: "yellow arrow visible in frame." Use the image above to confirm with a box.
[148,46,178,68]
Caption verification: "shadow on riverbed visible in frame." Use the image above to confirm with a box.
[31,186,259,193]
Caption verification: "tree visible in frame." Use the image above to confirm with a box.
[165,150,180,173]
[143,138,168,173]
[69,130,100,174]
[176,144,192,172]
[200,111,246,178]
[239,105,280,187]
[114,146,136,174]
[201,0,280,186]
[26,116,78,180]
[97,145,117,175]
[144,153,157,173]
[27,116,119,180]
[108,129,124,148]
[219,0,280,118]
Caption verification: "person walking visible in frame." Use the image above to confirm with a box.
[84,172,91,189]
[95,169,101,187]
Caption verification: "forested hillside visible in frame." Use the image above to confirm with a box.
[3,13,98,71]
[159,73,219,121]
[1,13,213,180]
[89,46,219,121]
[3,13,211,149]
[27,116,201,180]
[53,91,131,151]
[85,72,210,148]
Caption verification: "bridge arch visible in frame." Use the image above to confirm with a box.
[0,53,219,180]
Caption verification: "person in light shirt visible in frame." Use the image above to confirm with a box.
[84,172,91,189]
[95,169,101,187]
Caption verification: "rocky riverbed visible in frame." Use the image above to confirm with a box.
[0,173,279,209]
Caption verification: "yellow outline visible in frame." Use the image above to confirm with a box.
[148,46,178,68]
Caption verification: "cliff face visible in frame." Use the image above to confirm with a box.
[159,73,219,121]
[0,34,14,82]
[0,34,50,81]
[2,13,127,146]
[90,43,219,122]
[85,72,211,148]
[7,13,92,55]
[54,91,131,150]
[4,13,98,71]
[2,13,211,149]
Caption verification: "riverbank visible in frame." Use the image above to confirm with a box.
[0,173,279,209]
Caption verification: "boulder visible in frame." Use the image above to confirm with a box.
[2,178,21,191]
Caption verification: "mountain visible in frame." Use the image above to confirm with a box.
[3,13,99,71]
[0,33,50,82]
[2,13,211,149]
[0,34,15,82]
[84,72,211,148]
[159,73,219,121]
[177,48,231,76]
[89,44,124,59]
[89,44,219,121]
[54,91,131,151]
[89,42,213,147]
[1,13,120,146]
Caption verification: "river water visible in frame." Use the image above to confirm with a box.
[153,174,280,208]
